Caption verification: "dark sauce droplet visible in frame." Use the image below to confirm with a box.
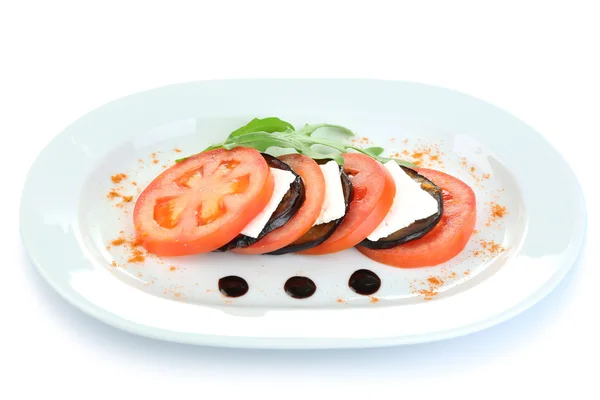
[349,269,381,295]
[218,276,249,298]
[284,276,317,299]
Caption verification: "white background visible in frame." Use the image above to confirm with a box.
[2,1,598,398]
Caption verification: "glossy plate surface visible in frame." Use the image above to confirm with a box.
[19,79,586,348]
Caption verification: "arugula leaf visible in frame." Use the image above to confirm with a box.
[176,118,415,167]
[221,124,350,164]
[229,117,294,138]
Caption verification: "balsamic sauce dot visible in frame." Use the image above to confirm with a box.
[218,276,249,298]
[348,269,381,295]
[284,276,317,299]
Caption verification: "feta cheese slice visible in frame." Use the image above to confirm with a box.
[367,161,439,241]
[313,160,347,226]
[241,168,296,238]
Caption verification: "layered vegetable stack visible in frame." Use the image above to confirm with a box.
[134,118,476,268]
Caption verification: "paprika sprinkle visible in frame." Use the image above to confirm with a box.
[111,173,128,183]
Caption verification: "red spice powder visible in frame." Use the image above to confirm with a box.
[427,277,443,286]
[107,234,148,264]
[393,142,444,168]
[128,249,145,263]
[111,173,127,183]
[411,268,462,300]
[419,290,438,301]
[480,240,504,254]
[486,202,508,226]
[110,238,125,246]
[460,158,493,184]
[336,298,344,303]
[116,195,135,208]
[107,190,121,200]
[491,202,507,218]
[473,239,506,260]
[359,137,371,144]
[108,184,135,206]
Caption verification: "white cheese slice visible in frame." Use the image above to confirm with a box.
[313,160,346,226]
[367,161,439,241]
[241,168,296,238]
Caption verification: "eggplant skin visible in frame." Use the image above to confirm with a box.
[358,166,444,250]
[267,167,353,255]
[215,154,305,252]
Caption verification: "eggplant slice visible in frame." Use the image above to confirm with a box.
[216,154,305,251]
[267,165,353,255]
[359,166,444,250]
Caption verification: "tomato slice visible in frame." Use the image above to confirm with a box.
[357,168,476,268]
[134,147,274,256]
[300,153,396,255]
[234,154,326,254]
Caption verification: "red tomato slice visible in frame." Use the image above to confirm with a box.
[357,168,476,268]
[134,147,274,256]
[300,153,396,255]
[234,154,326,254]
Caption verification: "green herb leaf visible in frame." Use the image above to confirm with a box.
[229,117,294,138]
[177,118,413,168]
[219,124,354,164]
[222,132,295,152]
[295,123,354,138]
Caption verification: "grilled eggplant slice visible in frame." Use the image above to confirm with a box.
[359,166,443,250]
[268,166,353,255]
[216,154,305,251]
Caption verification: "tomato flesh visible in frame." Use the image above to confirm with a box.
[134,147,274,256]
[300,153,396,255]
[357,168,476,268]
[234,154,326,254]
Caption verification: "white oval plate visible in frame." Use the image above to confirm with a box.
[20,79,586,349]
